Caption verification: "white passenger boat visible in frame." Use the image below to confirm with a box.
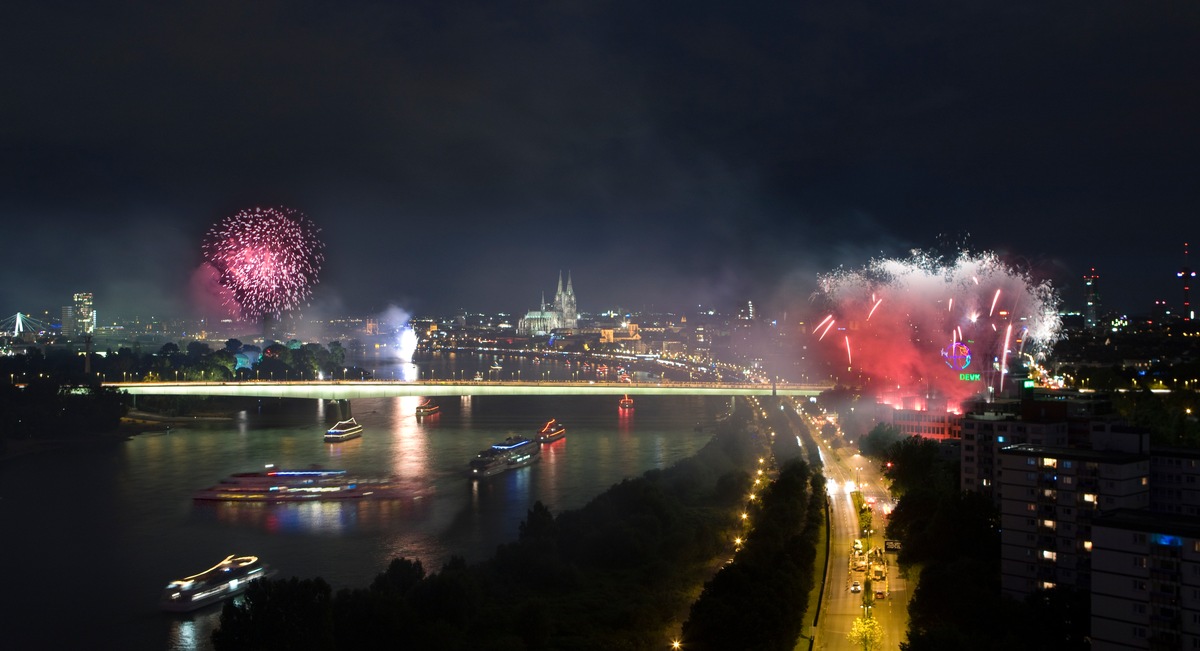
[325,418,363,442]
[160,554,272,612]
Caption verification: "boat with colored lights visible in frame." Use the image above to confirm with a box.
[160,554,273,612]
[468,436,541,478]
[619,395,634,409]
[194,465,402,501]
[468,449,507,478]
[415,399,440,416]
[325,418,363,442]
[537,418,566,443]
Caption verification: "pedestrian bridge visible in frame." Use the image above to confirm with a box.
[107,380,831,400]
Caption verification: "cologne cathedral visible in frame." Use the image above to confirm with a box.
[517,271,578,336]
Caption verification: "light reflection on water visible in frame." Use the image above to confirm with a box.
[0,388,717,651]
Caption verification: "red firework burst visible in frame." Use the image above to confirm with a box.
[202,206,325,319]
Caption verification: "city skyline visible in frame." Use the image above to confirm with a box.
[2,3,1198,320]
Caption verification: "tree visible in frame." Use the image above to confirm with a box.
[186,341,212,360]
[860,423,902,458]
[848,615,884,651]
[225,338,243,352]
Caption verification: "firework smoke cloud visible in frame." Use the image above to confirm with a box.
[202,207,325,320]
[812,250,1061,411]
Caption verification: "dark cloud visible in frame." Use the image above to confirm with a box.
[1,1,1198,320]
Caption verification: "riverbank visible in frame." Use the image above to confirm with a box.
[0,409,238,462]
[124,409,236,425]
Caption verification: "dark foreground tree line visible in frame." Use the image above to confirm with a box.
[212,401,826,651]
[0,379,127,452]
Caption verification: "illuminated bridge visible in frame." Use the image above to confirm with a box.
[107,380,831,400]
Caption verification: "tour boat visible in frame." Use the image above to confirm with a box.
[619,395,634,409]
[468,436,541,478]
[498,436,541,468]
[194,465,402,501]
[160,554,273,612]
[415,399,440,416]
[468,449,508,478]
[325,418,363,442]
[537,418,566,444]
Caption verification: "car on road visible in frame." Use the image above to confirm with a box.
[850,581,862,593]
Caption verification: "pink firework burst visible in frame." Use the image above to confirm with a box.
[811,250,1060,410]
[202,207,325,319]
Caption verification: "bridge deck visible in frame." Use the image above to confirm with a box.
[106,380,830,400]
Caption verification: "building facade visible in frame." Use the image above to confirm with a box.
[72,292,94,337]
[997,444,1150,598]
[1090,509,1200,650]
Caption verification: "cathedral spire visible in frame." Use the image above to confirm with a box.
[557,270,564,296]
[566,271,574,295]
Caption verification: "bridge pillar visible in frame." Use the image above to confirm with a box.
[329,399,352,421]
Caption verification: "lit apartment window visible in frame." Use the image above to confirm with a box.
[1083,540,1092,552]
[1040,581,1056,590]
[1041,520,1056,529]
[1083,493,1097,503]
[1043,458,1057,468]
[1041,550,1057,561]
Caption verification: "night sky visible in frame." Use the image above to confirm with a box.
[2,1,1198,322]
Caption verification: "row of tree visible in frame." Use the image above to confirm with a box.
[0,338,356,386]
[681,458,826,650]
[0,379,128,451]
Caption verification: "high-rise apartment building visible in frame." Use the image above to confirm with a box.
[73,292,95,336]
[1084,269,1100,328]
[997,443,1150,598]
[1090,509,1200,650]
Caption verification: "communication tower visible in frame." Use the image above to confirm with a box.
[1179,243,1196,321]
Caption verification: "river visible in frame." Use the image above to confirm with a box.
[0,355,721,650]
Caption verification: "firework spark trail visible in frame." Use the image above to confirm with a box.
[867,299,883,320]
[845,336,852,367]
[811,250,1060,410]
[999,323,1013,391]
[817,318,836,341]
[202,207,325,320]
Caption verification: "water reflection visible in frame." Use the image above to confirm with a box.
[193,494,431,535]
